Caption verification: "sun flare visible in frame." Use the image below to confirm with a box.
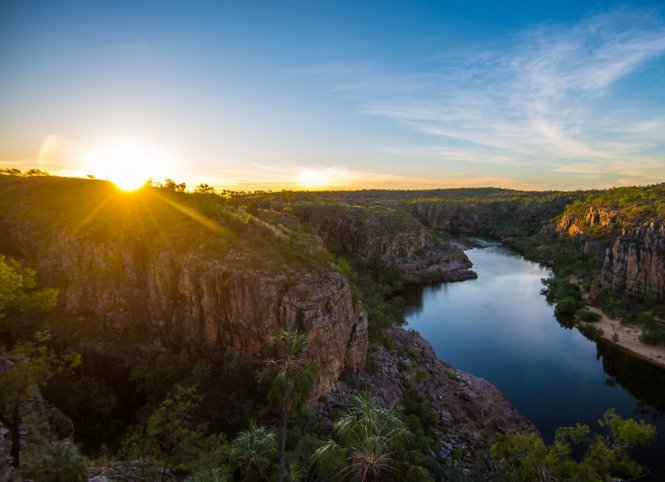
[298,170,328,188]
[83,141,172,191]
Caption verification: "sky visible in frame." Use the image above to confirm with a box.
[1,0,665,190]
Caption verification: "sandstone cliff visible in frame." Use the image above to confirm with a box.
[293,203,476,283]
[552,206,665,302]
[598,222,665,302]
[0,177,368,399]
[411,195,572,239]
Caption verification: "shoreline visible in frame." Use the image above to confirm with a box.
[567,275,665,370]
[582,306,665,370]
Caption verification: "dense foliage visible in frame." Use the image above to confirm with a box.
[1,174,663,480]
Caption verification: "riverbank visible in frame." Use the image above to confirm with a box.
[581,306,665,370]
[568,276,665,370]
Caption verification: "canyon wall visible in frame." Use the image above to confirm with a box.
[294,203,476,282]
[0,177,369,399]
[598,222,665,302]
[21,234,367,399]
[553,207,665,302]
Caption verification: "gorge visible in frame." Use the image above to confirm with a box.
[1,175,664,480]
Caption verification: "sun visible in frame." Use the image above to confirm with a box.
[83,141,171,191]
[298,170,328,189]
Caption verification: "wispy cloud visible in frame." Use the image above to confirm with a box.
[306,6,665,186]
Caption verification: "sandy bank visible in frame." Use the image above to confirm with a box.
[581,306,665,370]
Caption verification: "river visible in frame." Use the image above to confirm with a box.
[403,242,665,480]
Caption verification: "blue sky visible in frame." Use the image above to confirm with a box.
[1,0,665,189]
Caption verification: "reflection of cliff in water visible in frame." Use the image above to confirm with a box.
[597,338,665,416]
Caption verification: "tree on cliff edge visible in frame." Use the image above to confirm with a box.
[259,329,318,482]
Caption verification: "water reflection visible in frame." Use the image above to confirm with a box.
[403,244,665,480]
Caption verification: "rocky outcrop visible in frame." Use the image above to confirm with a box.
[294,204,427,259]
[411,196,572,239]
[550,207,665,302]
[411,201,493,236]
[6,231,367,400]
[318,327,534,461]
[294,204,476,282]
[596,222,665,302]
[392,241,477,283]
[554,207,620,238]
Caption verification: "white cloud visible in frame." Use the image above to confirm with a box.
[308,7,665,184]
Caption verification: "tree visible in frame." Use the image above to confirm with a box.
[195,183,216,194]
[0,255,58,346]
[0,332,81,468]
[314,391,415,481]
[491,409,657,481]
[0,256,76,469]
[24,440,88,482]
[259,330,318,482]
[230,420,277,481]
[163,178,187,192]
[121,384,207,480]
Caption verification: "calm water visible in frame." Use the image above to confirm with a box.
[403,242,665,479]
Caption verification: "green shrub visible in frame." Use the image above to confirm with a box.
[25,441,88,482]
[576,309,602,322]
[555,296,581,317]
[639,329,665,346]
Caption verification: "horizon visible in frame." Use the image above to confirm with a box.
[2,1,665,190]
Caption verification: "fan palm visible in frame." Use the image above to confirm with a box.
[314,391,414,481]
[259,329,318,482]
[230,420,277,481]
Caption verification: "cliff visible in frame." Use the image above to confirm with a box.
[318,327,534,461]
[552,205,665,302]
[598,222,665,302]
[293,203,476,282]
[0,176,367,399]
[411,194,573,239]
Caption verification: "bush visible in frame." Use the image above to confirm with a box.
[576,309,602,322]
[639,329,665,346]
[555,296,581,317]
[25,441,88,482]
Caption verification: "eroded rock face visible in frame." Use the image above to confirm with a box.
[294,204,476,282]
[550,209,665,302]
[554,207,619,238]
[318,327,534,459]
[13,233,368,399]
[598,222,665,302]
[295,204,427,259]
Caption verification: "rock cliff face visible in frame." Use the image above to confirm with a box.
[598,222,665,302]
[294,204,475,282]
[318,327,534,460]
[411,196,572,239]
[411,201,493,236]
[5,231,367,400]
[294,204,427,258]
[551,207,665,302]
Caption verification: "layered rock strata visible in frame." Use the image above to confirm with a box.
[6,232,367,399]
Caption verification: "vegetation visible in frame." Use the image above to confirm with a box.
[333,254,406,344]
[556,183,665,238]
[23,441,88,482]
[259,330,318,482]
[0,175,663,479]
[314,391,424,481]
[491,409,657,481]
